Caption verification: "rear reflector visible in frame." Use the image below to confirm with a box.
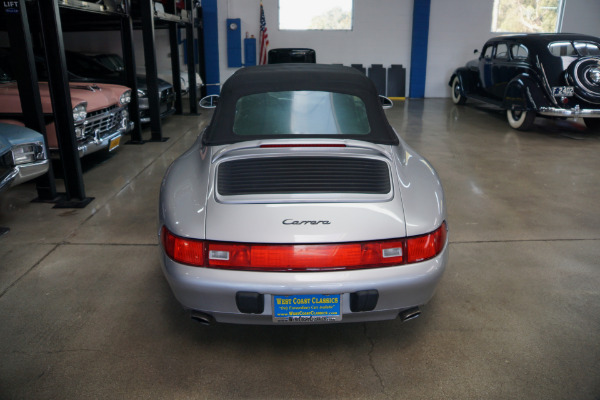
[161,222,447,271]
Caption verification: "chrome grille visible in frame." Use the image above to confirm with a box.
[218,157,391,195]
[82,106,125,140]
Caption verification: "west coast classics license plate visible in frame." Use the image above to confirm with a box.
[273,294,342,323]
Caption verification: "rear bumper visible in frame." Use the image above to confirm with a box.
[160,243,448,325]
[538,106,600,118]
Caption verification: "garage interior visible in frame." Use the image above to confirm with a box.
[1,0,599,399]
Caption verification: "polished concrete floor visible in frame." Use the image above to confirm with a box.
[1,99,599,399]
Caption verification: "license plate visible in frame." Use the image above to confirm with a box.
[108,136,121,151]
[552,86,574,97]
[273,294,341,323]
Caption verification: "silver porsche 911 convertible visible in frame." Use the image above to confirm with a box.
[158,64,448,325]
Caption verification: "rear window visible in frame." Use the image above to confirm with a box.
[574,42,600,56]
[549,41,600,57]
[233,91,370,136]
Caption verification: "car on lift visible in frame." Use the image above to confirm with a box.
[54,51,175,124]
[89,53,202,96]
[158,64,448,325]
[0,123,49,192]
[449,33,600,131]
[0,50,132,158]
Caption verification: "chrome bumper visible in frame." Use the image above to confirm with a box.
[538,106,600,118]
[0,160,49,191]
[77,129,122,158]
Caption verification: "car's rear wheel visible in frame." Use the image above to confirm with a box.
[584,118,600,132]
[506,109,536,131]
[451,76,467,105]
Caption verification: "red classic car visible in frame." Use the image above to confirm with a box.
[0,53,132,158]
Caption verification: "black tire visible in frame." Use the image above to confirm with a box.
[451,76,467,105]
[506,109,536,131]
[584,118,600,132]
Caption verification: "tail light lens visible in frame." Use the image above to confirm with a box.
[161,222,447,271]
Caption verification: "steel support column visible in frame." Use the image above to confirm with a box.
[121,1,144,144]
[186,0,198,113]
[169,23,183,114]
[196,6,207,98]
[140,0,166,141]
[4,0,59,202]
[37,0,92,208]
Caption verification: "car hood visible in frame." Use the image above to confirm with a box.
[70,73,171,92]
[135,75,172,92]
[160,136,445,244]
[0,81,128,113]
[0,122,44,147]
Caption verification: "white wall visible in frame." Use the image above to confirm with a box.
[425,0,496,98]
[218,0,414,88]
[562,0,600,37]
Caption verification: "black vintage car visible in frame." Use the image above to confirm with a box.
[449,33,600,131]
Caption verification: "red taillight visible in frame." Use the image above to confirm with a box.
[406,221,447,263]
[160,222,447,271]
[161,226,205,266]
[206,240,403,271]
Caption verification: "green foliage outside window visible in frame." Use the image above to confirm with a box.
[491,0,564,33]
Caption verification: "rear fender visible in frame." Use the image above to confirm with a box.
[503,75,552,111]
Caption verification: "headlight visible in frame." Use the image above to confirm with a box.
[72,103,87,122]
[120,90,132,105]
[589,67,600,85]
[12,142,45,165]
[137,89,146,98]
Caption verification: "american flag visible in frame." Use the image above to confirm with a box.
[259,2,269,65]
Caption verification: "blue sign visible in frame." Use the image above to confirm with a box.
[273,294,342,322]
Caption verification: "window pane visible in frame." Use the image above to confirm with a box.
[233,91,370,136]
[495,44,509,59]
[574,42,600,56]
[511,44,529,59]
[491,0,564,33]
[548,42,577,57]
[483,46,494,59]
[279,0,353,30]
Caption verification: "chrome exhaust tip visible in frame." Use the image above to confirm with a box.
[399,307,421,322]
[190,311,215,326]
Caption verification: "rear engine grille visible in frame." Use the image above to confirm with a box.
[218,157,391,195]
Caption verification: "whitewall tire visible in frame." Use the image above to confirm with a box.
[451,76,467,105]
[506,109,536,131]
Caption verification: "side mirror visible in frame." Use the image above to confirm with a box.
[474,49,479,54]
[199,94,219,109]
[379,95,393,109]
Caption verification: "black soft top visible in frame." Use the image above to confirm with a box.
[204,64,399,146]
